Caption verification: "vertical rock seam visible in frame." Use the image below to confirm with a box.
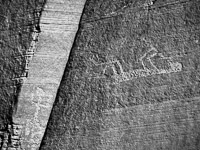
[12,0,86,150]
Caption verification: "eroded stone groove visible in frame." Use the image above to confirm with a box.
[10,0,86,150]
[40,0,200,149]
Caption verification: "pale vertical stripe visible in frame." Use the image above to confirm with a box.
[12,0,86,149]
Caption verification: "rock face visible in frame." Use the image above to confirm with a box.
[0,0,45,149]
[0,0,45,130]
[11,0,86,150]
[40,0,200,150]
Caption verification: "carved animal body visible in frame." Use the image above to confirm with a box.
[89,49,182,83]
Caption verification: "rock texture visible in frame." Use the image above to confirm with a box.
[40,0,200,150]
[11,0,86,150]
[0,0,45,130]
[0,0,45,149]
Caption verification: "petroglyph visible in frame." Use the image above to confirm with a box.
[89,42,182,84]
[30,88,49,145]
[88,59,121,79]
[116,54,182,83]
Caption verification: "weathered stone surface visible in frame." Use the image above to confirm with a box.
[40,0,200,150]
[11,0,86,149]
[0,0,45,133]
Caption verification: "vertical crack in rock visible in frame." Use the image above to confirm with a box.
[40,0,200,150]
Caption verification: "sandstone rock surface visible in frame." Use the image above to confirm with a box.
[40,0,200,150]
[12,0,86,149]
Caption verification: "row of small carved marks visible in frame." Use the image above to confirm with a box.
[88,54,182,84]
[114,56,182,83]
[114,63,182,83]
[12,27,40,85]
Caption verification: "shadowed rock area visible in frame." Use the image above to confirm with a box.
[40,0,200,149]
[0,0,46,131]
[0,0,46,149]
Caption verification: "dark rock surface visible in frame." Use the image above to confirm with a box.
[1,0,199,149]
[40,0,200,149]
[0,0,46,148]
